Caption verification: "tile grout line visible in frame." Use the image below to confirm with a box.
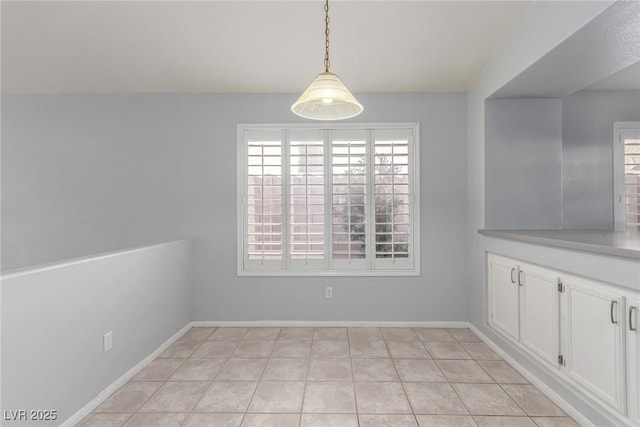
[174,355,200,426]
[496,381,538,420]
[240,327,281,426]
[177,326,218,427]
[299,328,324,426]
[184,327,243,425]
[85,328,203,426]
[411,328,463,424]
[450,333,551,425]
[446,332,502,425]
[380,327,420,426]
[123,334,208,420]
[86,326,578,427]
[346,327,360,427]
[423,330,475,424]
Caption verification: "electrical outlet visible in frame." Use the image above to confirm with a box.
[103,331,113,353]
[325,286,333,299]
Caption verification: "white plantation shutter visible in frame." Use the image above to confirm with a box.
[614,123,640,234]
[331,130,368,270]
[373,129,414,270]
[238,124,419,275]
[289,130,326,269]
[243,130,284,270]
[624,136,640,233]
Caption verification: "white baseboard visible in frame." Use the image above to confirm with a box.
[58,320,632,427]
[61,320,471,426]
[191,320,471,328]
[468,324,626,427]
[61,323,192,427]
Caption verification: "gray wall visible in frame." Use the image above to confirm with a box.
[467,2,623,425]
[2,92,469,321]
[1,240,192,426]
[562,90,640,229]
[485,98,563,229]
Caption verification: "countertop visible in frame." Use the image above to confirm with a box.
[478,229,640,260]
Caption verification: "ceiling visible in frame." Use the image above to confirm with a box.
[489,0,640,99]
[1,1,532,94]
[584,61,640,91]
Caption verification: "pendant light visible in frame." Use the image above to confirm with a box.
[291,0,363,120]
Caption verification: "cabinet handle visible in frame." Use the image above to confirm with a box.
[610,300,618,325]
[510,268,516,284]
[630,306,638,332]
[517,270,523,287]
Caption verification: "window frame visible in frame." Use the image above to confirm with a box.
[613,121,640,232]
[237,123,420,277]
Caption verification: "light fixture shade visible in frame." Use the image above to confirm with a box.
[291,72,363,120]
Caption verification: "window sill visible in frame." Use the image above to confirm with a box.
[237,269,420,277]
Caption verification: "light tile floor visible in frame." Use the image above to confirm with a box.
[78,327,580,427]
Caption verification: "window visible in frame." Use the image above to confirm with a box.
[238,124,420,276]
[614,122,640,234]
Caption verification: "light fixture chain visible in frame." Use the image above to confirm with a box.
[324,0,330,72]
[290,0,363,120]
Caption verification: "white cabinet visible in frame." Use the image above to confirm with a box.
[519,263,560,368]
[488,254,520,341]
[486,253,639,425]
[562,276,625,413]
[626,295,640,425]
[488,254,559,368]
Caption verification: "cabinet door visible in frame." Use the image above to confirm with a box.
[520,263,560,368]
[488,254,520,341]
[562,277,625,413]
[626,296,639,425]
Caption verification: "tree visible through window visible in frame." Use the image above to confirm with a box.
[374,137,410,259]
[332,137,367,261]
[340,147,409,259]
[238,124,419,275]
